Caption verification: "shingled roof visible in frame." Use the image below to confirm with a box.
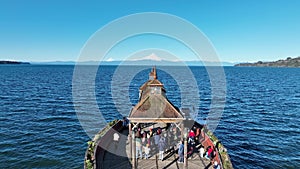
[129,67,184,123]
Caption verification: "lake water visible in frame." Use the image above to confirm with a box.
[0,65,299,169]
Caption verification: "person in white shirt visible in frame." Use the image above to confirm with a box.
[136,137,143,159]
[213,161,221,169]
[144,144,151,159]
[113,132,120,152]
[199,146,205,158]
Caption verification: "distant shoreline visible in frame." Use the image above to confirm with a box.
[0,61,30,65]
[3,57,300,67]
[29,60,234,66]
[235,56,300,67]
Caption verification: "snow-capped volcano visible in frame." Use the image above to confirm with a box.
[131,53,163,61]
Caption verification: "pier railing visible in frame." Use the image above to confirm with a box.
[204,128,234,169]
[84,120,123,169]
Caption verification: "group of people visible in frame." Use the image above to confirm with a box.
[185,126,205,159]
[131,124,206,161]
[119,118,221,168]
[133,125,181,160]
[176,125,219,165]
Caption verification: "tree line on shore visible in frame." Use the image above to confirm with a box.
[235,56,300,67]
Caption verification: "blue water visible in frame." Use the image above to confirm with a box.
[0,65,299,169]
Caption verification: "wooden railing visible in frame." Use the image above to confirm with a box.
[202,128,234,169]
[201,131,223,168]
[94,120,123,169]
[84,120,124,169]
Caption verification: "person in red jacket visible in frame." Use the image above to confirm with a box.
[188,129,195,144]
[189,130,195,138]
[205,146,213,159]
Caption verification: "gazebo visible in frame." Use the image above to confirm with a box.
[127,67,189,168]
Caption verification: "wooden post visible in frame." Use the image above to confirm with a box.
[180,123,184,141]
[132,129,136,169]
[184,138,188,168]
[155,154,159,169]
[129,123,132,161]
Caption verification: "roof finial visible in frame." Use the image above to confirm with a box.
[149,66,157,80]
[153,66,156,79]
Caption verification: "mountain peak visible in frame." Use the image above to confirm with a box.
[131,53,163,61]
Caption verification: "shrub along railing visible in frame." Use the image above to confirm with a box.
[84,120,123,169]
[205,128,234,169]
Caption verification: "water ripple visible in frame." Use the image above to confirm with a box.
[0,65,299,168]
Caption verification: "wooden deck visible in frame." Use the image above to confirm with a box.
[99,129,214,169]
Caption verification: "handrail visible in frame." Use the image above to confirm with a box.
[84,120,123,169]
[94,120,123,169]
[201,129,223,169]
[202,127,233,169]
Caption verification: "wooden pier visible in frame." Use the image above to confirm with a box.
[99,128,213,169]
[87,67,233,169]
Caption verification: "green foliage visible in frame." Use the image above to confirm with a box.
[84,120,120,169]
[85,141,95,169]
[224,160,232,169]
[206,129,234,169]
[207,130,218,143]
[235,56,300,67]
[220,149,234,169]
[108,119,118,126]
[85,159,93,169]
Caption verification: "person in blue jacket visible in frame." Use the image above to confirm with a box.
[178,141,184,163]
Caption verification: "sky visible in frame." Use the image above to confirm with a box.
[1,0,300,63]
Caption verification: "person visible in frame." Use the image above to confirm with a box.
[200,127,205,142]
[212,147,217,159]
[189,130,195,138]
[213,161,221,169]
[149,128,153,137]
[195,127,200,144]
[154,132,160,146]
[158,137,166,160]
[187,146,194,158]
[173,127,178,142]
[205,146,213,159]
[177,141,184,163]
[157,127,162,135]
[136,127,142,138]
[147,133,151,146]
[141,132,147,147]
[144,144,151,159]
[188,130,195,144]
[164,133,169,149]
[122,116,129,128]
[113,132,120,152]
[199,146,205,158]
[136,137,143,159]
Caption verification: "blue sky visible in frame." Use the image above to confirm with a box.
[1,0,300,62]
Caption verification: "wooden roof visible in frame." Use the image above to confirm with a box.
[139,80,151,91]
[139,79,164,91]
[128,94,183,123]
[148,79,164,86]
[129,67,184,123]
